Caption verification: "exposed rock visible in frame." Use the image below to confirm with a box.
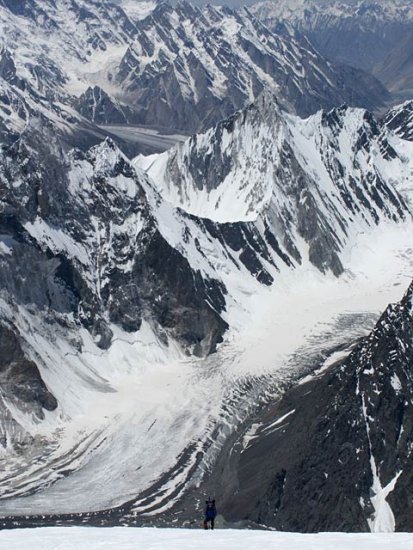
[0,136,228,356]
[114,2,389,132]
[383,100,413,141]
[0,323,57,419]
[219,281,413,531]
[140,93,408,277]
[74,86,140,125]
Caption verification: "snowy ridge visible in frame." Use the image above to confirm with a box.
[0,3,413,526]
[381,102,413,207]
[250,0,413,101]
[0,90,412,522]
[0,0,136,97]
[138,93,410,276]
[0,51,88,146]
[0,0,389,137]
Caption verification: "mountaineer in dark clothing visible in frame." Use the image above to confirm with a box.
[203,497,217,530]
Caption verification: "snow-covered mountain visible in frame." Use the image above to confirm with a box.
[0,91,412,529]
[251,0,413,102]
[114,1,389,131]
[0,0,137,96]
[138,92,408,276]
[251,0,413,31]
[0,0,390,137]
[1,0,413,534]
[74,86,140,125]
[0,45,147,155]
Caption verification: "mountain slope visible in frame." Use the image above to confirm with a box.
[0,135,229,357]
[74,86,140,125]
[115,2,389,131]
[0,0,390,137]
[219,279,413,531]
[138,93,409,276]
[0,93,411,526]
[0,47,151,155]
[383,101,413,142]
[375,32,413,102]
[251,0,413,102]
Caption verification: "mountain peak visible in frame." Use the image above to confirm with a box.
[87,137,125,176]
[139,95,408,278]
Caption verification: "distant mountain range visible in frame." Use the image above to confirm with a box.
[251,0,413,103]
[0,0,393,139]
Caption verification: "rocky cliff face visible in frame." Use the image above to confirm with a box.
[0,90,410,506]
[0,135,228,357]
[0,0,413,528]
[218,280,413,532]
[74,86,138,125]
[384,100,413,141]
[0,48,141,154]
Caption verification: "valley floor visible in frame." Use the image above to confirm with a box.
[0,527,412,549]
[0,221,412,520]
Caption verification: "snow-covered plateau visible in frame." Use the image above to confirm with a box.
[1,527,413,550]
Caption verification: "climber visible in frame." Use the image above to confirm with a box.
[203,496,217,530]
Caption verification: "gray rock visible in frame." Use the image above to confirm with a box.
[74,86,140,125]
[0,135,228,357]
[216,280,413,531]
[0,323,57,420]
[252,0,413,105]
[383,100,413,141]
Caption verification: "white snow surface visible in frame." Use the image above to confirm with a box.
[120,0,157,20]
[1,527,413,550]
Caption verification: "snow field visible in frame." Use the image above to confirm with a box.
[0,527,413,550]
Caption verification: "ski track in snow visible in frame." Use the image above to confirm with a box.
[0,527,413,550]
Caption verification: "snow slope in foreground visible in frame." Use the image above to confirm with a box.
[0,527,412,550]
